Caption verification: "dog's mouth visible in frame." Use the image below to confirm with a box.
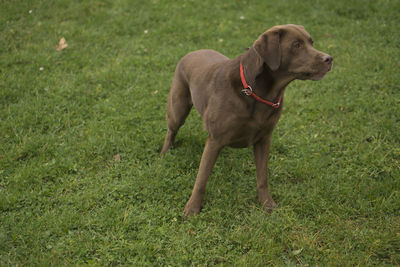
[299,61,333,80]
[308,71,328,80]
[291,63,333,81]
[303,66,332,80]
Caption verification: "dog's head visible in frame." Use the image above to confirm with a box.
[243,24,333,83]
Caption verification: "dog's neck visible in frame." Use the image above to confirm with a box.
[237,48,295,102]
[257,67,294,100]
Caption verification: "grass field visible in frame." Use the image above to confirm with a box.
[1,0,400,265]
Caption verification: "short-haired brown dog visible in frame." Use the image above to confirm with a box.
[161,24,333,217]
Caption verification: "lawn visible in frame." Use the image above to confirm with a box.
[1,0,399,265]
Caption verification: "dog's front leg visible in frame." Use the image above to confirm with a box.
[184,138,222,218]
[253,135,277,211]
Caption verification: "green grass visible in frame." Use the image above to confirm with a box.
[1,0,399,265]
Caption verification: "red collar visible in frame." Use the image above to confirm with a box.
[240,62,282,109]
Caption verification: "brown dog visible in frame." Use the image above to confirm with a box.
[161,24,333,217]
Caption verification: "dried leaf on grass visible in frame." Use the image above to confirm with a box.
[188,229,196,235]
[55,37,68,51]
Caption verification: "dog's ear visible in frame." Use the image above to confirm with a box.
[241,29,282,86]
[241,46,265,86]
[254,29,281,71]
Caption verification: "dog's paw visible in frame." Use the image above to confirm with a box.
[262,199,278,212]
[264,203,278,212]
[183,202,201,219]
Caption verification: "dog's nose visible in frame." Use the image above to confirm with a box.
[323,55,333,65]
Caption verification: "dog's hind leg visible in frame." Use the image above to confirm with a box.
[161,71,192,155]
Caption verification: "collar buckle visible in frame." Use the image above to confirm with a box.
[272,102,280,108]
[241,86,253,96]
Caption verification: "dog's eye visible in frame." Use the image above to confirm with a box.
[293,41,302,49]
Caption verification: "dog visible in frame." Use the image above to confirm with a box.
[161,24,333,217]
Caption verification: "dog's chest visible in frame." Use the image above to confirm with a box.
[228,110,280,148]
[249,102,281,126]
[249,111,279,134]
